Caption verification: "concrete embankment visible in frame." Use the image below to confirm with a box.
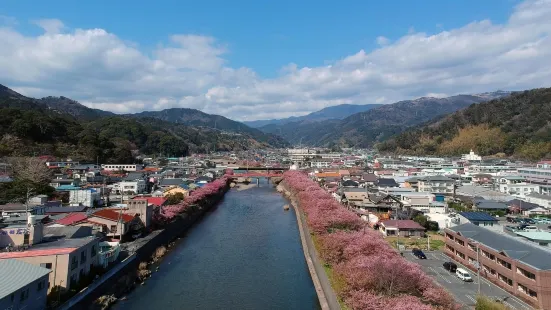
[277,182,340,310]
[65,183,230,310]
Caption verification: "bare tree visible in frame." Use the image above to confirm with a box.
[7,157,52,212]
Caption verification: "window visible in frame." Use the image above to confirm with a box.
[20,288,29,301]
[497,257,512,270]
[517,267,536,280]
[518,283,538,298]
[10,293,14,302]
[446,244,455,253]
[456,239,465,246]
[110,225,117,233]
[468,243,477,251]
[446,233,454,240]
[40,263,52,269]
[71,256,78,271]
[91,245,97,257]
[81,251,87,264]
[498,273,513,286]
[481,250,495,261]
[456,251,465,260]
[37,280,44,291]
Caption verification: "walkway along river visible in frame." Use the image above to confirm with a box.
[115,178,320,310]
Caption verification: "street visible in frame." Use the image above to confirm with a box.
[404,251,533,310]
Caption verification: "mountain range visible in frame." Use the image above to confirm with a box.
[243,103,383,128]
[377,88,551,160]
[0,84,288,163]
[256,91,511,147]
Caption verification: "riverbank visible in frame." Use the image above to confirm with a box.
[61,177,231,310]
[277,182,340,310]
[280,171,458,310]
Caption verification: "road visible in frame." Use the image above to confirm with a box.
[404,251,533,310]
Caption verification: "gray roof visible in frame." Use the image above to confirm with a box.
[30,236,98,250]
[526,192,551,201]
[43,226,93,240]
[448,223,551,270]
[0,259,51,299]
[160,178,185,186]
[418,175,454,182]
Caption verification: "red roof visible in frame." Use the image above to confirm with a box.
[55,213,88,226]
[381,220,425,230]
[133,197,167,206]
[91,209,135,223]
[0,248,75,259]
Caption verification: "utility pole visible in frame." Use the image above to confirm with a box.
[477,242,481,295]
[427,234,430,251]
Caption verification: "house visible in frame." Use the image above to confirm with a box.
[0,203,49,218]
[0,215,45,248]
[457,211,498,226]
[69,189,101,207]
[341,180,359,188]
[54,213,89,226]
[159,178,185,190]
[473,199,509,213]
[506,199,540,215]
[379,220,426,237]
[376,178,399,189]
[472,173,493,184]
[49,177,80,189]
[112,180,146,195]
[445,223,551,309]
[86,209,141,238]
[361,173,378,186]
[0,237,100,292]
[416,176,455,194]
[0,260,51,310]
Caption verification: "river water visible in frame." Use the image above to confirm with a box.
[115,178,319,310]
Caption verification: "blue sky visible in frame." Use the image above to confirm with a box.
[1,0,515,77]
[0,0,549,121]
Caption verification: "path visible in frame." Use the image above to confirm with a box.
[294,202,341,310]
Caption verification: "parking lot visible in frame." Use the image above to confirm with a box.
[404,251,533,309]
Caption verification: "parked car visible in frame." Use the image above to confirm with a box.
[456,268,473,282]
[412,248,427,259]
[443,261,457,272]
[522,218,536,224]
[522,225,540,232]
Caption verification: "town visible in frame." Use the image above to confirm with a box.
[1,147,551,309]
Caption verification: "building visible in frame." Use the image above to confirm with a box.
[473,199,509,213]
[416,176,455,194]
[445,223,551,309]
[0,215,44,248]
[462,149,482,161]
[112,180,146,195]
[517,167,551,195]
[0,259,51,310]
[69,189,101,207]
[498,183,540,198]
[86,209,141,238]
[101,164,143,171]
[456,211,499,226]
[0,236,100,292]
[379,220,426,237]
[525,193,551,209]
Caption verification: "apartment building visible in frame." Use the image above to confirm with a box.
[101,164,143,172]
[416,176,455,194]
[0,237,100,292]
[445,223,551,309]
[0,259,51,310]
[518,167,551,195]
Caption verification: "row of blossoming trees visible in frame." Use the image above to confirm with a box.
[153,175,230,225]
[282,171,458,310]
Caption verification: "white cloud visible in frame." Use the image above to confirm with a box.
[32,19,65,34]
[0,15,18,27]
[376,36,390,46]
[1,0,551,121]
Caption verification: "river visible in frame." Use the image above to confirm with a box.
[115,178,320,310]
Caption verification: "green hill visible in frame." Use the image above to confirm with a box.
[377,88,551,160]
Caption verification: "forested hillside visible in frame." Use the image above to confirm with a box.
[377,88,551,160]
[0,85,288,163]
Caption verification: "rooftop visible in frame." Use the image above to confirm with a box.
[0,259,51,299]
[91,209,135,223]
[459,211,499,222]
[381,220,425,230]
[448,223,551,270]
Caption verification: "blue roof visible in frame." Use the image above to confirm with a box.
[459,211,498,222]
[56,185,81,190]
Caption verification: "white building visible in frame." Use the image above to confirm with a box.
[101,164,143,172]
[112,180,146,195]
[461,149,482,161]
[498,183,540,198]
[310,158,331,169]
[525,193,551,209]
[417,176,455,194]
[69,189,101,207]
